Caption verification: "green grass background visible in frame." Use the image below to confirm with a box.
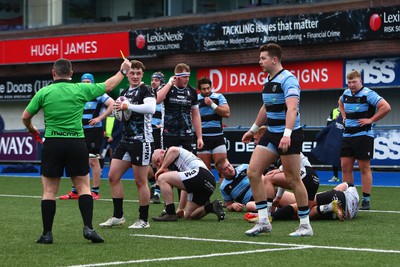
[1,176,399,267]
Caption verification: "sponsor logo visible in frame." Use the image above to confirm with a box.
[51,131,80,137]
[184,169,197,177]
[369,14,382,31]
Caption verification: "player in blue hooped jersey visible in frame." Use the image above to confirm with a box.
[196,77,230,182]
[216,159,253,212]
[242,43,312,237]
[338,70,391,210]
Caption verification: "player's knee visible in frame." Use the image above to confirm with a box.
[247,167,262,180]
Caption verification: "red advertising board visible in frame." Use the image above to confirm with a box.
[197,60,343,93]
[0,32,129,64]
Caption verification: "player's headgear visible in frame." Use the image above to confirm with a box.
[81,73,95,83]
[151,72,165,85]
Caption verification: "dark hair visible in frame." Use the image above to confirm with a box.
[196,76,212,90]
[152,72,165,84]
[130,60,145,71]
[53,58,72,76]
[259,43,282,61]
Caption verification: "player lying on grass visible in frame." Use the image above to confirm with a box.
[151,146,225,221]
[216,152,319,218]
[245,182,359,222]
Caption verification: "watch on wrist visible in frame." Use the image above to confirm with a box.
[120,69,127,76]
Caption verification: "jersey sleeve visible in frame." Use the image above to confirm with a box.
[366,89,383,106]
[83,83,106,102]
[283,75,300,99]
[25,90,43,115]
[218,93,228,106]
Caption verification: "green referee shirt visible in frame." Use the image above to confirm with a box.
[26,80,106,138]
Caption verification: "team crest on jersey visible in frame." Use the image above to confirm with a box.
[186,90,191,96]
[272,85,277,92]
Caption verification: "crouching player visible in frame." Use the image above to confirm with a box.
[151,146,225,221]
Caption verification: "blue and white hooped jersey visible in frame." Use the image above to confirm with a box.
[220,164,253,205]
[262,69,301,133]
[82,94,110,129]
[341,87,382,138]
[198,92,228,136]
[152,102,164,128]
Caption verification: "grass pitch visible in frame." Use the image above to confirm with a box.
[1,175,400,267]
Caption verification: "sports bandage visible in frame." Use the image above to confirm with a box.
[283,128,292,137]
[250,123,259,133]
[211,103,218,110]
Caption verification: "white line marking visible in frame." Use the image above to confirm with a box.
[132,234,400,253]
[66,234,400,267]
[67,246,308,267]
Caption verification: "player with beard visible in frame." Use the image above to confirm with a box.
[148,71,165,204]
[196,77,230,183]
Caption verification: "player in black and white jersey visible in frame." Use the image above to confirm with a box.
[156,63,203,213]
[151,146,225,222]
[100,60,156,229]
[272,182,359,221]
[156,63,203,151]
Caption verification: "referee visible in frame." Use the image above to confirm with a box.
[22,58,131,244]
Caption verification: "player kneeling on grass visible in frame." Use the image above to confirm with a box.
[151,146,225,221]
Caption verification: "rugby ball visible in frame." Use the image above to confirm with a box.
[113,96,132,122]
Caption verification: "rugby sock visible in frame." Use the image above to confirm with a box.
[148,176,156,186]
[71,186,78,194]
[154,185,161,196]
[333,166,339,177]
[112,198,124,218]
[204,202,214,213]
[272,205,295,220]
[267,198,274,221]
[362,193,370,202]
[91,186,99,195]
[99,158,105,169]
[139,205,149,222]
[318,203,332,214]
[165,203,176,215]
[256,200,269,223]
[298,206,310,225]
[41,200,56,235]
[78,194,93,229]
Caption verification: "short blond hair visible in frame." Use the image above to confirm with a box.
[215,158,228,171]
[346,70,361,80]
